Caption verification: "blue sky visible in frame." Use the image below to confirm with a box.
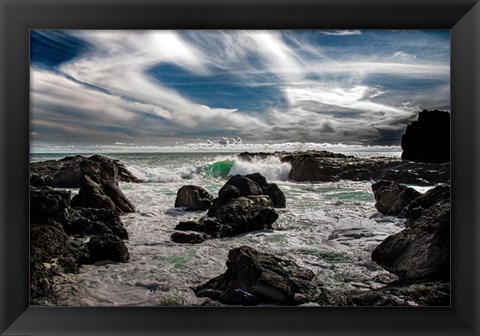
[30,30,450,150]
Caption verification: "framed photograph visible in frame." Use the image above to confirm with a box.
[1,0,479,335]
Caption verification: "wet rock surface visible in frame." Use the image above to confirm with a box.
[30,154,140,187]
[371,180,421,216]
[30,156,135,305]
[71,174,135,214]
[371,184,450,288]
[174,185,213,211]
[194,246,328,305]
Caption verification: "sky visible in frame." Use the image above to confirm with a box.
[30,30,450,151]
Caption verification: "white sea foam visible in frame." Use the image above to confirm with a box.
[229,156,291,181]
[128,165,196,183]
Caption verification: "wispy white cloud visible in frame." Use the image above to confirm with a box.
[30,30,450,147]
[320,30,363,36]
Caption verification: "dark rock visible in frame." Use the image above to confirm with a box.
[224,175,263,196]
[69,208,129,239]
[30,154,140,188]
[30,186,71,223]
[372,198,450,282]
[71,174,135,214]
[174,221,205,232]
[263,183,286,208]
[288,155,341,182]
[240,150,449,186]
[202,195,278,238]
[194,246,326,305]
[87,234,130,263]
[245,172,269,188]
[174,185,213,211]
[346,281,450,306]
[171,232,207,244]
[399,184,450,225]
[30,224,90,305]
[371,180,421,215]
[401,110,450,163]
[218,184,243,199]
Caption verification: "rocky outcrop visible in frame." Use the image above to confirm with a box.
[239,150,449,185]
[371,180,421,216]
[401,110,450,163]
[346,281,450,306]
[174,185,213,211]
[70,174,135,214]
[399,184,450,226]
[194,246,327,305]
[30,172,131,305]
[30,154,140,187]
[371,185,450,283]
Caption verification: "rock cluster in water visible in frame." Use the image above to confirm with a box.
[171,174,284,243]
[401,110,450,163]
[30,155,136,305]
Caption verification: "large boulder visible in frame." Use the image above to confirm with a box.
[372,197,450,282]
[30,154,140,188]
[399,184,450,225]
[174,185,213,211]
[202,195,278,238]
[70,174,135,214]
[87,234,130,263]
[224,175,263,196]
[371,180,421,216]
[263,183,286,208]
[401,110,450,163]
[194,246,326,305]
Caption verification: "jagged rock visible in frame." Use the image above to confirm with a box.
[245,172,269,188]
[401,110,450,163]
[224,175,263,196]
[30,224,90,305]
[201,195,278,238]
[263,183,286,208]
[171,232,207,244]
[87,234,130,263]
[174,221,205,232]
[30,154,140,188]
[194,246,326,305]
[346,281,450,306]
[30,186,71,223]
[371,180,421,215]
[174,185,213,211]
[399,184,450,225]
[70,174,135,214]
[218,184,243,199]
[372,198,450,282]
[67,208,129,239]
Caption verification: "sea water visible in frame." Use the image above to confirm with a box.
[31,147,426,306]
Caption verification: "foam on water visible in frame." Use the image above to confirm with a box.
[229,156,291,181]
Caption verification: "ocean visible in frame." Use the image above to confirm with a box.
[30,146,432,306]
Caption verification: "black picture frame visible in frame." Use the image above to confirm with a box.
[1,0,479,335]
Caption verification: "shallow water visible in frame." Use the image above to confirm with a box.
[31,150,416,306]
